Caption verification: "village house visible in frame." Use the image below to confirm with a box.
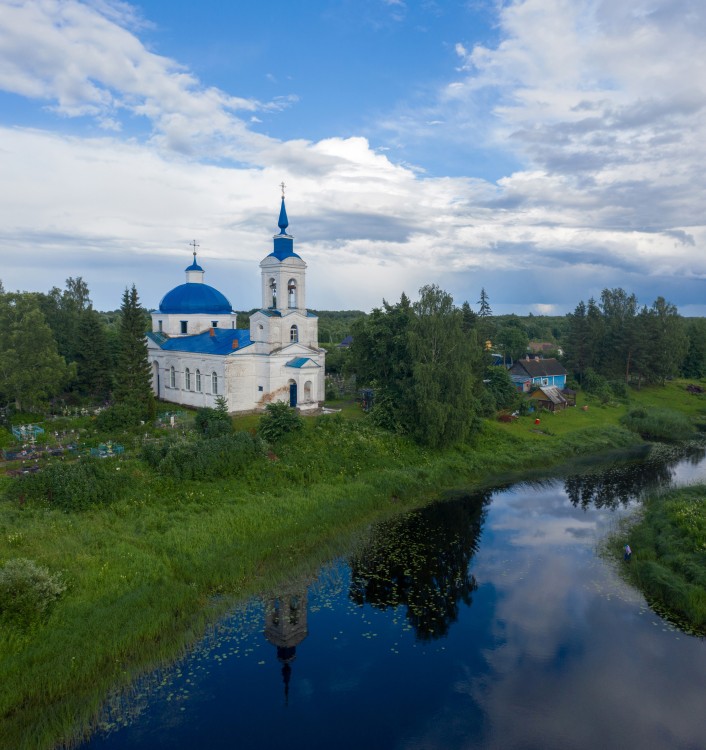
[508,357,568,393]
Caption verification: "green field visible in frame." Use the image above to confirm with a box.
[1,381,705,750]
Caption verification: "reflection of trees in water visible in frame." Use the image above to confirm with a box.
[565,445,706,510]
[349,491,490,641]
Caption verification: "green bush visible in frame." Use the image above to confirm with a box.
[95,403,145,431]
[149,432,265,480]
[0,558,66,626]
[477,389,497,418]
[194,407,232,438]
[258,402,303,443]
[583,369,612,404]
[484,366,518,411]
[6,458,131,510]
[620,407,693,442]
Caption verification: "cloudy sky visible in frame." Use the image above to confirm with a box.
[1,0,705,315]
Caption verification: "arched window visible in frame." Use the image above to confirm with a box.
[269,277,277,308]
[196,369,201,392]
[288,279,297,308]
[185,368,191,390]
[304,380,312,402]
[170,366,176,389]
[290,324,299,343]
[212,372,218,395]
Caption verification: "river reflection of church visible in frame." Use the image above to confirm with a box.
[264,588,309,703]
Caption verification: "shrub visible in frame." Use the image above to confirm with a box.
[583,369,612,404]
[95,402,145,431]
[151,432,265,480]
[258,402,304,443]
[194,407,232,438]
[477,389,497,418]
[484,366,518,411]
[620,407,693,442]
[6,458,131,510]
[0,558,66,626]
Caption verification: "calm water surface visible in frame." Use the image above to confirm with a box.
[85,446,706,750]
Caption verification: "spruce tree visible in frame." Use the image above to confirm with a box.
[477,288,495,346]
[75,308,113,399]
[113,285,155,420]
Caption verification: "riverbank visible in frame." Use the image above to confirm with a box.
[608,484,706,634]
[0,383,704,749]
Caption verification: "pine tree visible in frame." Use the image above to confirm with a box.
[75,308,113,399]
[477,288,495,346]
[477,288,492,317]
[113,285,155,420]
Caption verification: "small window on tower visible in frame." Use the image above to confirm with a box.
[158,320,163,332]
[180,321,188,334]
[211,321,218,328]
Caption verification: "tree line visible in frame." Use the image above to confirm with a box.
[0,278,153,420]
[2,274,705,448]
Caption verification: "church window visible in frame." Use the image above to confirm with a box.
[158,320,163,332]
[290,325,299,343]
[196,370,201,392]
[269,278,277,308]
[211,321,218,328]
[180,321,188,334]
[185,368,191,390]
[258,385,263,392]
[288,279,297,308]
[170,366,176,388]
[212,372,218,395]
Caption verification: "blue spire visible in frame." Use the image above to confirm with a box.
[270,188,300,261]
[278,197,289,234]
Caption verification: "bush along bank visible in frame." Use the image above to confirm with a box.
[609,484,706,634]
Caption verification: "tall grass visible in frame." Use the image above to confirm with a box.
[610,485,706,632]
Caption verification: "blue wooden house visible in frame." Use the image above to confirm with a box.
[508,357,567,393]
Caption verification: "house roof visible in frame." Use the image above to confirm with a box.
[532,386,568,405]
[147,328,252,355]
[509,357,566,378]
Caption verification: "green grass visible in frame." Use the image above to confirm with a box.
[0,382,704,749]
[608,485,706,633]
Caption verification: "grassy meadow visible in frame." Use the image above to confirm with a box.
[1,380,705,749]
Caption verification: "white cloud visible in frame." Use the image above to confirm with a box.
[0,0,705,314]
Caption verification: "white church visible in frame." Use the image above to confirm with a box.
[146,195,326,413]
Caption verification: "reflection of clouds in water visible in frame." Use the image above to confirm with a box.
[467,604,706,750]
[489,483,635,549]
[461,484,706,750]
[405,527,706,750]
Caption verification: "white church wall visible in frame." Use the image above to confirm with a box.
[151,312,237,337]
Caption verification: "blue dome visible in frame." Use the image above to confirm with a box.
[159,283,233,314]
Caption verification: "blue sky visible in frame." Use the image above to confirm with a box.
[1,0,705,316]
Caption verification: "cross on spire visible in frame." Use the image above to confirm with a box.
[280,181,286,199]
[189,239,200,258]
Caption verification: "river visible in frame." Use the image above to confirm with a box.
[84,445,706,750]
